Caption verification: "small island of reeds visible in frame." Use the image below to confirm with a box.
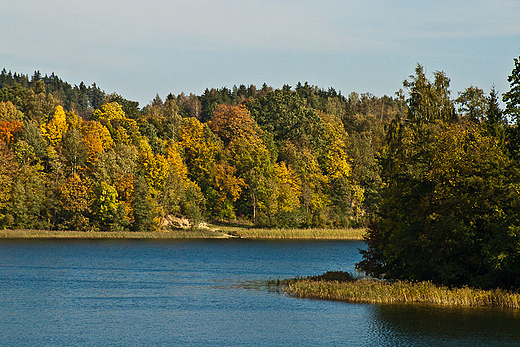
[276,272,520,309]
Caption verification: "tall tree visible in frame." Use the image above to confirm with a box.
[503,56,520,158]
[403,64,455,123]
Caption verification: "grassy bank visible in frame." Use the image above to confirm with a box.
[280,273,520,309]
[217,227,366,240]
[0,227,366,240]
[0,229,231,239]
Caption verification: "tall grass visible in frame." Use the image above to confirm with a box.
[0,227,366,240]
[0,229,231,239]
[220,227,366,240]
[282,276,520,309]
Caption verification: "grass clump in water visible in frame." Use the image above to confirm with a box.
[220,227,366,240]
[280,272,520,309]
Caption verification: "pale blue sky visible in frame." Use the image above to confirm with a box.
[1,0,519,106]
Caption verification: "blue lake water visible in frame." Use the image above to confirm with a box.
[1,239,519,346]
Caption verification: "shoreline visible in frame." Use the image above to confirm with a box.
[279,273,520,309]
[0,227,366,240]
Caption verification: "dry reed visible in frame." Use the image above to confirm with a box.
[0,227,366,240]
[0,229,230,239]
[221,227,366,240]
[283,278,520,309]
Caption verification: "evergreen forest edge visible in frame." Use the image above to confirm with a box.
[2,55,520,290]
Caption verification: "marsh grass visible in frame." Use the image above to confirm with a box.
[281,274,520,309]
[218,227,366,240]
[0,229,230,239]
[0,227,366,240]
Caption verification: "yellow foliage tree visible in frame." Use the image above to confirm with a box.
[319,111,352,180]
[81,121,114,164]
[93,102,141,145]
[41,106,68,146]
[57,173,89,229]
[137,138,168,195]
[275,161,301,213]
[210,161,246,219]
[178,117,222,188]
[0,141,17,217]
[115,173,135,225]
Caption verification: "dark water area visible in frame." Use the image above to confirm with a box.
[0,239,519,346]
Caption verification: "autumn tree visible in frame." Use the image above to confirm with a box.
[0,141,17,227]
[0,101,23,121]
[178,117,223,191]
[159,143,202,221]
[209,161,245,220]
[93,102,141,146]
[55,174,89,230]
[0,120,22,145]
[209,104,256,145]
[40,105,68,146]
[81,120,114,164]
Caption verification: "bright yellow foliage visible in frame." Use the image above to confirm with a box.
[319,111,352,180]
[93,102,141,145]
[275,162,301,212]
[41,106,68,146]
[81,121,114,164]
[93,102,125,122]
[137,138,169,194]
[178,117,222,185]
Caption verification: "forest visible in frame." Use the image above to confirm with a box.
[1,56,520,289]
[0,69,393,231]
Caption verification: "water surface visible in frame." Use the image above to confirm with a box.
[0,239,519,346]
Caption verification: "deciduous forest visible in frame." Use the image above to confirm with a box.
[0,70,390,231]
[1,56,520,289]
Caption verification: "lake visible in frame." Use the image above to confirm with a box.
[1,239,519,346]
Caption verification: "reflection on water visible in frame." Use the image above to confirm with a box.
[371,304,520,346]
[0,239,519,346]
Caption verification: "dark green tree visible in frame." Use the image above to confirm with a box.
[503,57,520,158]
[132,175,156,231]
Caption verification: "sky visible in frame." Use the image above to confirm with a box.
[1,0,520,107]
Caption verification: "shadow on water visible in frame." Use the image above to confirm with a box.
[368,303,520,346]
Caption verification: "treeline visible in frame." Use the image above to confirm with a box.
[358,60,520,290]
[4,58,520,290]
[0,69,399,231]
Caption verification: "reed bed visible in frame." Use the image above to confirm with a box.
[283,277,520,309]
[1,227,366,240]
[221,227,366,240]
[0,229,230,239]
